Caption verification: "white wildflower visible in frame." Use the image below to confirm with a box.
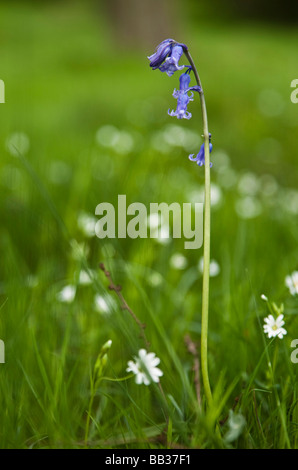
[56,285,76,303]
[147,271,163,287]
[6,132,30,157]
[263,314,287,339]
[77,211,97,238]
[94,294,113,315]
[78,269,94,286]
[198,257,220,277]
[224,410,246,443]
[285,271,298,296]
[126,349,163,386]
[170,253,188,270]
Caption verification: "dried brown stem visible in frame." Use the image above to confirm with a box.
[99,262,150,350]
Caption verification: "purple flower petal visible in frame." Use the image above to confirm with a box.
[168,72,194,120]
[158,45,185,76]
[188,142,213,167]
[148,39,175,69]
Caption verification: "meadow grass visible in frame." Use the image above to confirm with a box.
[0,1,298,449]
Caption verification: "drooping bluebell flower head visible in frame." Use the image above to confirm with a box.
[168,72,194,120]
[148,39,175,70]
[158,45,184,77]
[148,39,187,77]
[189,134,213,167]
[148,39,213,169]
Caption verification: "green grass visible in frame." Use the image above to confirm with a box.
[0,1,298,449]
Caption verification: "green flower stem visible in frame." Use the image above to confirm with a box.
[84,372,135,445]
[184,50,213,406]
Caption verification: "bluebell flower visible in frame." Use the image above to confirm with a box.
[158,45,185,77]
[168,72,199,120]
[148,39,187,77]
[189,134,213,167]
[148,39,175,70]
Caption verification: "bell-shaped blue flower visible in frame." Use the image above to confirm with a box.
[148,40,187,77]
[148,39,175,70]
[158,45,185,77]
[189,134,213,166]
[168,72,199,120]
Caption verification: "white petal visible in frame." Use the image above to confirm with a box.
[57,285,76,303]
[142,374,151,386]
[126,360,138,374]
[267,315,275,325]
[153,367,163,378]
[150,357,161,367]
[135,373,144,385]
[277,328,287,338]
[138,349,147,359]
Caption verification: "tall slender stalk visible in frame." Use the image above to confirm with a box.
[148,40,213,406]
[184,50,213,406]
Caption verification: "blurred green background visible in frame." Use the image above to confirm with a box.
[0,0,298,448]
[1,0,297,291]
